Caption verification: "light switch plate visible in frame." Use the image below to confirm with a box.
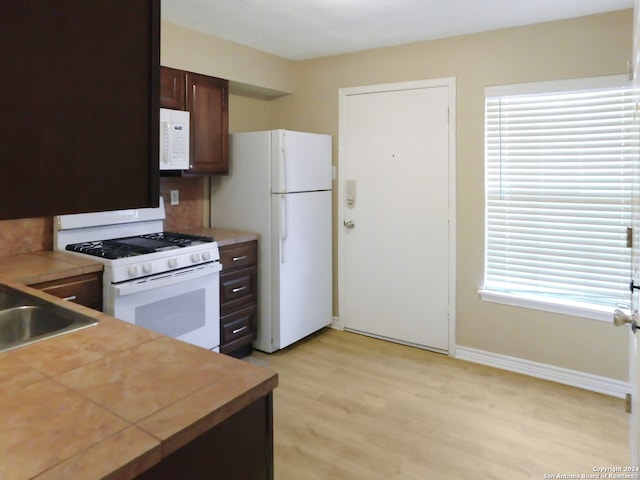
[170,190,179,206]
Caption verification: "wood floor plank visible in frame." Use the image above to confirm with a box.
[253,329,628,479]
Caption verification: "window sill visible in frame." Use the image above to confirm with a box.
[478,290,618,323]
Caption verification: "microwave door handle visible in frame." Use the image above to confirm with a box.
[167,122,174,167]
[160,121,170,168]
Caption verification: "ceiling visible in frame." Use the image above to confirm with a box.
[161,0,634,61]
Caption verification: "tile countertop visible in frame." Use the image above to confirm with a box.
[186,227,259,248]
[0,279,278,480]
[0,250,103,285]
[0,228,258,285]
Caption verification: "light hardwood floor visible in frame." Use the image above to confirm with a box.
[253,328,628,479]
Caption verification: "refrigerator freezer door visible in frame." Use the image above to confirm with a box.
[271,190,332,350]
[271,130,332,193]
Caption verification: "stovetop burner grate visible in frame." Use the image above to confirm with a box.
[65,231,214,260]
[139,232,213,246]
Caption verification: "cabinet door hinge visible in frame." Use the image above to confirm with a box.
[627,227,633,249]
[626,393,632,414]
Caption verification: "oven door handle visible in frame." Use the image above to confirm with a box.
[113,263,221,297]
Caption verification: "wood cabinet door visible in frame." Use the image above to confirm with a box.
[0,0,160,220]
[135,394,273,480]
[186,73,229,174]
[30,272,103,311]
[160,66,186,110]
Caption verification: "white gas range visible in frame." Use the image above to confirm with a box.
[54,200,222,351]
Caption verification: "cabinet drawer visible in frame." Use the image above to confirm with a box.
[220,242,257,271]
[30,272,102,310]
[220,266,257,313]
[221,306,256,353]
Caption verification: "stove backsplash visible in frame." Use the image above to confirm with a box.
[160,176,208,232]
[0,177,209,258]
[0,217,53,258]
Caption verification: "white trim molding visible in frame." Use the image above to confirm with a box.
[455,346,629,399]
[479,289,613,323]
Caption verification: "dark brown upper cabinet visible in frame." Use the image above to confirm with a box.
[160,67,186,111]
[160,67,229,175]
[0,1,160,220]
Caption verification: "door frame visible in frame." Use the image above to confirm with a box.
[337,78,457,356]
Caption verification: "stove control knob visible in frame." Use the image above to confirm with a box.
[168,258,178,269]
[202,251,211,261]
[191,253,201,263]
[128,265,139,277]
[143,262,153,274]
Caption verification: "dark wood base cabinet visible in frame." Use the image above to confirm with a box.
[136,393,273,480]
[219,241,258,358]
[30,272,103,311]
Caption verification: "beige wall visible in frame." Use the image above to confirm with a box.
[164,10,633,380]
[161,21,295,95]
[228,95,271,133]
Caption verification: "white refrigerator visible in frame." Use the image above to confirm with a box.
[211,129,333,353]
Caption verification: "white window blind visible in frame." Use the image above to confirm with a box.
[484,78,639,312]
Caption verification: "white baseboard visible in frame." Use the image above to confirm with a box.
[455,346,629,399]
[331,316,342,330]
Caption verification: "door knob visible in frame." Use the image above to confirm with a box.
[613,309,639,333]
[344,220,355,229]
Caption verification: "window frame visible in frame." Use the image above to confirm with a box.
[479,74,637,322]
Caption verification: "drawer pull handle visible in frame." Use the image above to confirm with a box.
[232,255,247,262]
[232,286,247,294]
[232,326,248,335]
[62,295,78,301]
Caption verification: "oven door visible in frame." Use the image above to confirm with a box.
[106,263,221,351]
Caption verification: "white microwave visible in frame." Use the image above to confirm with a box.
[160,108,190,170]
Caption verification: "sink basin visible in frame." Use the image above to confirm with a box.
[0,285,98,353]
[0,290,28,310]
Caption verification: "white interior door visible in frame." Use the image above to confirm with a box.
[630,327,639,467]
[339,79,455,353]
[630,0,640,464]
[617,276,639,466]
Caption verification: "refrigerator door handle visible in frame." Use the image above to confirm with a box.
[281,147,288,193]
[281,195,288,263]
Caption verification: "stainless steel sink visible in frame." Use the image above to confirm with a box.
[0,290,28,310]
[0,285,98,353]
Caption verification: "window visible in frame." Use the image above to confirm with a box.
[481,76,639,321]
